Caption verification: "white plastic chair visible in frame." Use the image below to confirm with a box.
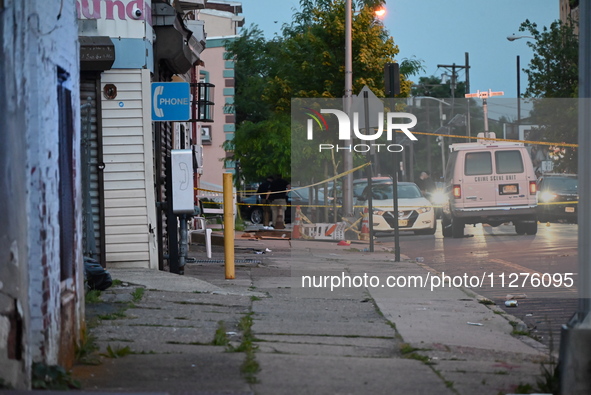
[193,216,212,259]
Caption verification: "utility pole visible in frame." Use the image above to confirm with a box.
[342,0,353,216]
[438,56,471,136]
[437,62,469,98]
[465,52,471,139]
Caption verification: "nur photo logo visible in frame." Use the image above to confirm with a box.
[303,108,418,153]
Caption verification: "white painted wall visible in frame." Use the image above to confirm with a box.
[101,69,158,269]
[0,0,83,388]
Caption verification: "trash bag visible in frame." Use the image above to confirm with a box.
[84,257,112,291]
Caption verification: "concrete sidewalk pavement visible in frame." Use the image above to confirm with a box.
[71,233,553,395]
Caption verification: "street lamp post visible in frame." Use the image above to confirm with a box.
[507,34,535,139]
[342,0,353,216]
[342,2,387,216]
[506,34,534,42]
[517,55,521,128]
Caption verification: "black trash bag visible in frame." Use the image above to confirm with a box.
[84,257,112,291]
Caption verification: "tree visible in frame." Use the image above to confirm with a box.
[225,0,423,182]
[519,18,578,98]
[411,75,466,99]
[229,113,291,182]
[519,18,578,173]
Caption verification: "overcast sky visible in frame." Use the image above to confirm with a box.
[241,0,558,99]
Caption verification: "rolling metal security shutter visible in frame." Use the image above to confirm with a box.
[155,121,174,270]
[80,74,106,265]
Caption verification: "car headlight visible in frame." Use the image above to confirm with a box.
[430,191,447,205]
[416,207,432,214]
[539,191,557,202]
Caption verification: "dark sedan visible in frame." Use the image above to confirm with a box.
[537,173,578,223]
[239,189,328,225]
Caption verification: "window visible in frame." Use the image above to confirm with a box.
[495,150,524,174]
[201,126,211,144]
[195,76,215,122]
[58,68,76,279]
[445,151,458,180]
[464,152,492,176]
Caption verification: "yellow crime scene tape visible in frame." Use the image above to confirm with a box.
[411,130,578,148]
[197,131,578,213]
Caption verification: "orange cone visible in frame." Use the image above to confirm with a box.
[359,207,370,241]
[292,205,302,239]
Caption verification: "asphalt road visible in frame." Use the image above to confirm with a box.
[378,221,579,349]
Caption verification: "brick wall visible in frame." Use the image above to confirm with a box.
[0,0,83,388]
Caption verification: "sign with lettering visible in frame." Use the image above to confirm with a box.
[151,82,191,122]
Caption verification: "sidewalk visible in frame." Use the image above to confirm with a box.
[71,232,553,395]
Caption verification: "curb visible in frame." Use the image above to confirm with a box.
[412,259,553,357]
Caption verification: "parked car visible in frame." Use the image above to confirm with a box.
[239,188,328,225]
[353,176,392,199]
[357,182,436,235]
[537,173,578,223]
[287,188,330,223]
[239,194,264,224]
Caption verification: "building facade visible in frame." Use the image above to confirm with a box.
[78,0,206,271]
[196,1,243,191]
[0,0,84,388]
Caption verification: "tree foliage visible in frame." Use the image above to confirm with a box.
[230,113,291,181]
[519,18,578,98]
[519,18,578,173]
[225,0,423,182]
[411,75,466,99]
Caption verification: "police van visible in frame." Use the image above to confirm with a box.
[442,133,538,238]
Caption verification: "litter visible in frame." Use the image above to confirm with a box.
[84,257,112,291]
[265,248,272,253]
[467,322,483,326]
[506,293,527,300]
[337,240,352,246]
[416,257,424,263]
[505,300,518,307]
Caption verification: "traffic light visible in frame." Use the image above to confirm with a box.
[384,63,400,97]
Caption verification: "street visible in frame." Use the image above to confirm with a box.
[379,221,579,349]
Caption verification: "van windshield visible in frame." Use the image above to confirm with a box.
[495,150,524,174]
[464,152,492,175]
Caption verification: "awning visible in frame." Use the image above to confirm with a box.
[79,36,115,71]
[153,3,205,75]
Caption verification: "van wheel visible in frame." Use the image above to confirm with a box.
[514,222,525,235]
[525,221,538,235]
[451,217,464,238]
[442,216,452,238]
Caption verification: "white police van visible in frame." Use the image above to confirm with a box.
[442,133,538,238]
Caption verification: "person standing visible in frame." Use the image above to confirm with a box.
[257,175,273,226]
[269,174,289,229]
[417,171,436,197]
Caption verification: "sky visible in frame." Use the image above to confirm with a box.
[240,0,558,99]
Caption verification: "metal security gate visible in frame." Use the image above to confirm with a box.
[80,73,106,266]
[155,120,176,271]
